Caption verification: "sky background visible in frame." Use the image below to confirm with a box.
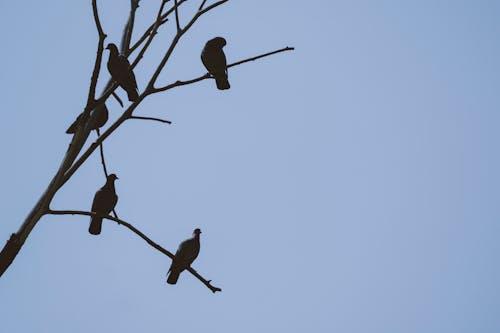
[0,0,499,332]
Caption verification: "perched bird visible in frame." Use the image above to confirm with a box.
[201,37,230,90]
[167,228,202,285]
[106,43,139,102]
[66,104,109,134]
[89,174,119,235]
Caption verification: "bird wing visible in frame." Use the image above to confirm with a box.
[91,185,117,215]
[202,47,228,78]
[173,238,200,269]
[117,55,138,90]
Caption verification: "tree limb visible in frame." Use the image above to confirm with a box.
[47,209,222,293]
[129,116,172,124]
[154,46,295,93]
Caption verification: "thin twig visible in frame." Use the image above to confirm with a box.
[199,0,208,11]
[131,0,169,69]
[96,129,109,178]
[129,116,172,124]
[174,0,181,31]
[128,0,187,55]
[47,209,222,293]
[86,0,107,112]
[154,46,295,93]
[121,0,140,54]
[111,91,124,107]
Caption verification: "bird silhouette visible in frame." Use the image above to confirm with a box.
[66,104,109,134]
[106,43,139,102]
[89,174,118,235]
[167,228,202,284]
[201,37,230,90]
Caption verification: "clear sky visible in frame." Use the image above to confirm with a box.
[0,0,499,332]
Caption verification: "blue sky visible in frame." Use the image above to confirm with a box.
[0,1,499,332]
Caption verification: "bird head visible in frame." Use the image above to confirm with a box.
[107,174,119,181]
[193,228,202,236]
[210,37,227,48]
[105,43,119,53]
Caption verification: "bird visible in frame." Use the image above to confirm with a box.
[106,43,139,102]
[201,37,230,90]
[66,104,109,134]
[89,174,118,235]
[167,228,202,285]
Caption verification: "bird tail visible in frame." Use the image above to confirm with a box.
[126,88,139,102]
[216,77,230,90]
[166,269,180,285]
[89,216,103,235]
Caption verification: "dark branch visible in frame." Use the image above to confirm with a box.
[199,0,208,11]
[154,46,295,93]
[111,91,124,107]
[174,0,181,31]
[87,0,107,110]
[47,209,221,293]
[121,0,140,54]
[131,0,169,69]
[129,116,172,124]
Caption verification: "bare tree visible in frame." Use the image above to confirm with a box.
[0,0,293,293]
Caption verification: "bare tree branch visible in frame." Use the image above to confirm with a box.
[121,0,140,54]
[174,0,181,32]
[128,0,188,55]
[129,116,172,124]
[154,46,295,93]
[147,0,230,91]
[86,0,107,111]
[199,0,209,11]
[131,0,169,69]
[111,91,124,107]
[47,209,222,293]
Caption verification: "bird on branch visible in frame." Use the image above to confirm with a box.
[201,37,230,90]
[106,43,139,102]
[167,228,202,285]
[89,174,118,235]
[66,104,109,134]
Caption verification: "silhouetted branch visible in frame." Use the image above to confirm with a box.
[121,0,140,54]
[87,0,107,109]
[228,46,295,68]
[47,209,222,293]
[131,0,169,69]
[199,0,208,11]
[128,0,189,55]
[95,129,119,219]
[129,116,172,124]
[111,91,124,107]
[174,0,181,32]
[154,46,295,93]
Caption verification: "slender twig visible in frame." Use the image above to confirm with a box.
[199,0,208,11]
[128,0,187,56]
[121,0,140,54]
[129,116,172,124]
[111,91,124,107]
[96,129,109,178]
[131,0,169,69]
[86,0,107,112]
[154,46,295,93]
[174,0,181,32]
[47,209,222,293]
